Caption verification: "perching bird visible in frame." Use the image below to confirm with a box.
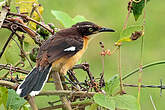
[16,21,115,97]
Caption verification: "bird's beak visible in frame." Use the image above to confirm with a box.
[99,27,115,32]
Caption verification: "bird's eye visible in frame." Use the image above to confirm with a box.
[88,28,93,32]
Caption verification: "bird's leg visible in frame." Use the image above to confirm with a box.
[60,75,69,90]
[64,75,80,90]
[67,70,83,89]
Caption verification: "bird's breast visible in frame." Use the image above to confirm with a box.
[52,37,89,75]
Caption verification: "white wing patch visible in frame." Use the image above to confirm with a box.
[64,46,76,52]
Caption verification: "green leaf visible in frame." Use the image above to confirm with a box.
[4,39,20,65]
[0,87,8,110]
[132,0,150,21]
[51,10,87,28]
[89,104,98,110]
[93,94,115,110]
[14,0,43,30]
[115,25,143,45]
[120,25,142,39]
[7,89,27,110]
[51,10,74,28]
[23,36,36,52]
[105,74,119,96]
[73,15,87,23]
[113,95,138,110]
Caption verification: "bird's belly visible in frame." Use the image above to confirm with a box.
[52,48,86,75]
[61,49,86,74]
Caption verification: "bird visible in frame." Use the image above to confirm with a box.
[16,21,115,97]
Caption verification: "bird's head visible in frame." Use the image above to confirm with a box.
[72,21,115,38]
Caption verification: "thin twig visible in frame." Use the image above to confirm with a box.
[99,42,105,88]
[0,64,29,75]
[67,70,83,89]
[38,90,95,97]
[8,12,54,34]
[137,0,147,107]
[34,5,44,22]
[122,61,165,80]
[0,80,18,90]
[123,0,133,30]
[72,63,101,92]
[11,37,33,68]
[39,99,93,110]
[4,18,42,46]
[117,0,133,95]
[1,61,23,79]
[5,18,38,37]
[149,95,157,110]
[118,46,125,94]
[0,32,15,58]
[27,3,36,26]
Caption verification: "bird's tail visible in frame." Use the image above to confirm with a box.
[16,64,52,97]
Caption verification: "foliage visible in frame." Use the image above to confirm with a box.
[51,10,87,28]
[113,95,138,110]
[0,87,8,110]
[15,0,43,29]
[89,104,98,110]
[105,74,119,96]
[36,24,50,40]
[0,87,29,110]
[132,0,150,21]
[1,0,163,110]
[4,40,20,65]
[7,89,27,110]
[94,93,138,110]
[94,94,115,110]
[94,74,138,110]
[115,25,143,45]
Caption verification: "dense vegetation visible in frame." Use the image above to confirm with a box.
[0,0,165,110]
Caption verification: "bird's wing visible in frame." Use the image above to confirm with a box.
[37,36,83,65]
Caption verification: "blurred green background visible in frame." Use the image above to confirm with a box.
[0,0,165,109]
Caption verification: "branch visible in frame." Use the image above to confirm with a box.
[0,32,14,58]
[72,63,101,92]
[0,64,29,75]
[38,90,95,97]
[51,72,72,110]
[4,18,42,46]
[0,80,17,90]
[122,61,165,80]
[27,96,38,110]
[39,99,93,110]
[11,37,33,68]
[8,12,54,34]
